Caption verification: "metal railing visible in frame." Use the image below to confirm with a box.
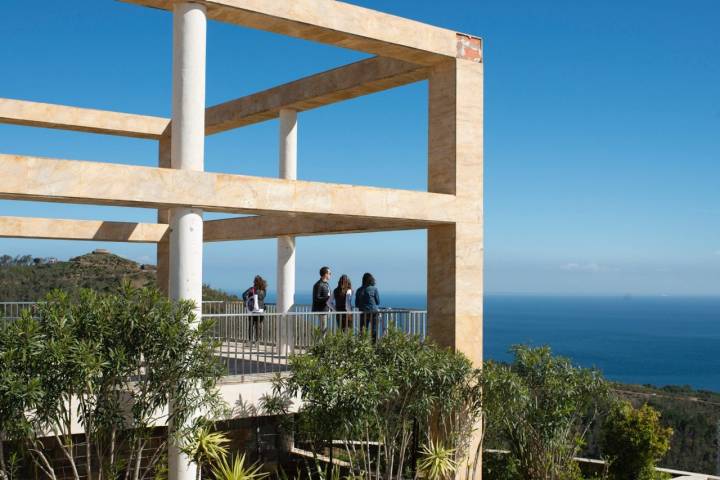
[0,301,37,320]
[201,301,278,315]
[1,301,428,379]
[485,451,720,480]
[205,309,428,378]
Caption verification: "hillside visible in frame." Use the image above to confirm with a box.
[580,383,720,474]
[0,251,238,302]
[614,383,720,473]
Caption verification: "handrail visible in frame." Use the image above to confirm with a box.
[485,450,720,480]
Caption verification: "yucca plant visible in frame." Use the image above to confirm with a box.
[417,439,457,480]
[183,426,230,480]
[211,454,268,480]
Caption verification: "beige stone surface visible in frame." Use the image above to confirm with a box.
[119,0,465,65]
[0,98,169,139]
[206,57,427,135]
[156,133,171,295]
[426,58,483,479]
[204,214,430,241]
[0,216,168,243]
[427,59,483,367]
[0,213,429,245]
[0,153,457,223]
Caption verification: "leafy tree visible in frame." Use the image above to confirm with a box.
[0,314,44,478]
[481,345,610,480]
[600,401,673,480]
[278,329,482,480]
[0,285,225,480]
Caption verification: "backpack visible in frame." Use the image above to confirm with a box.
[244,287,256,312]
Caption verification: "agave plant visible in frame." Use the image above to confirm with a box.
[417,439,457,480]
[211,454,269,480]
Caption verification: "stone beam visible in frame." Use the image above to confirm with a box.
[0,214,428,244]
[204,215,429,242]
[0,216,168,243]
[0,154,457,223]
[156,133,171,295]
[205,57,427,135]
[0,98,170,139]
[118,0,480,66]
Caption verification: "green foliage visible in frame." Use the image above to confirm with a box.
[278,329,482,480]
[481,345,610,480]
[600,401,672,480]
[599,384,720,474]
[210,454,269,480]
[417,439,457,480]
[0,284,225,480]
[0,251,237,301]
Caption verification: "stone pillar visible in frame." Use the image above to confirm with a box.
[277,109,297,354]
[168,2,206,480]
[427,57,483,477]
[156,132,171,295]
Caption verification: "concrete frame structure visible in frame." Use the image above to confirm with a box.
[0,1,482,477]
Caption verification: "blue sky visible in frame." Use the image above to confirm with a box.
[1,0,719,296]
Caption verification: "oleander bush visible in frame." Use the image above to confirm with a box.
[481,345,611,480]
[0,285,225,480]
[277,328,483,480]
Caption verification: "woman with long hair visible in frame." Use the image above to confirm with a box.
[331,274,353,332]
[242,275,267,343]
[355,272,380,341]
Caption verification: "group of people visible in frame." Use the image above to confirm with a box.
[241,267,382,342]
[312,266,381,339]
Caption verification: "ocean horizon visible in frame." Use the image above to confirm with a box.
[231,291,720,392]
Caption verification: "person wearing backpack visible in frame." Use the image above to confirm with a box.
[242,275,267,343]
[356,272,380,341]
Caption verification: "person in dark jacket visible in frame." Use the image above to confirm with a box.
[355,272,380,341]
[331,274,353,332]
[242,275,267,343]
[312,266,332,312]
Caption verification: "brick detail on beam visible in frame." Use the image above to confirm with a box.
[456,34,482,63]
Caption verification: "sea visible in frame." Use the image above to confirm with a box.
[236,292,720,392]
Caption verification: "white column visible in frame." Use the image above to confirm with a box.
[277,109,297,354]
[168,2,206,480]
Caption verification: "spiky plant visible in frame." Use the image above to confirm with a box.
[417,439,457,480]
[183,426,230,479]
[211,454,269,480]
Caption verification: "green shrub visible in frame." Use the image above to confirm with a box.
[278,329,482,480]
[601,401,672,480]
[481,345,610,480]
[0,285,225,480]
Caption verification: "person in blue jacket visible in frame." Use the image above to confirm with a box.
[355,272,380,341]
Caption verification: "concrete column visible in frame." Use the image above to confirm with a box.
[168,3,206,480]
[427,58,483,479]
[277,109,297,354]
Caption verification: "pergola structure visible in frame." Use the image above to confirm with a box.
[0,1,482,477]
